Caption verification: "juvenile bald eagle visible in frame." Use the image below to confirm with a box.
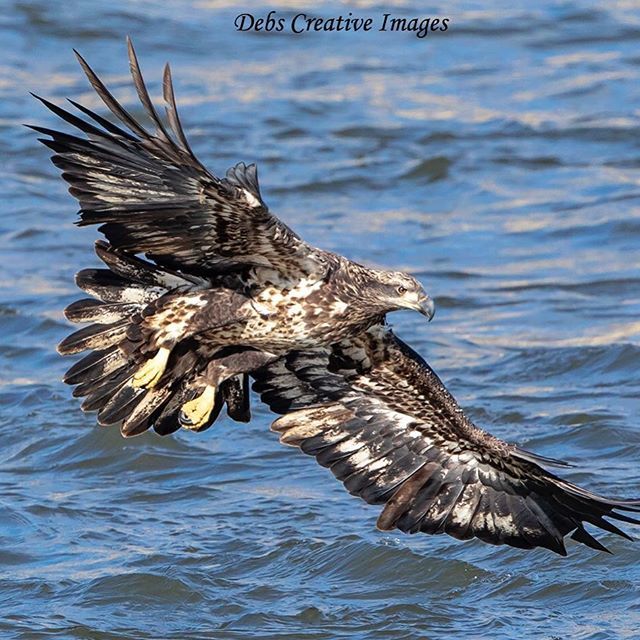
[33,40,639,555]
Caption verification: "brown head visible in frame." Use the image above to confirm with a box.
[345,263,435,321]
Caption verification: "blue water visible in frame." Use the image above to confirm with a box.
[1,1,640,638]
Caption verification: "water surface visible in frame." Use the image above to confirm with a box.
[1,1,640,638]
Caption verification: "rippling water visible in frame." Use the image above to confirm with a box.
[1,1,640,638]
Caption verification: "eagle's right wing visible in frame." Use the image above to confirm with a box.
[31,38,325,281]
[253,324,640,555]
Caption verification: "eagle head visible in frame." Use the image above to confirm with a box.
[365,269,435,321]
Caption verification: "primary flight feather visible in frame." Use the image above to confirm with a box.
[33,39,639,554]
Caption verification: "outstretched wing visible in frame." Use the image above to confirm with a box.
[31,38,325,280]
[253,324,640,555]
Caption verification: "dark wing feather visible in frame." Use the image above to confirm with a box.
[253,324,640,554]
[31,39,325,280]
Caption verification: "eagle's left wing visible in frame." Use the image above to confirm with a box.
[31,38,325,280]
[253,324,640,555]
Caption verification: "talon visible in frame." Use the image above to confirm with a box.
[179,385,216,430]
[132,347,170,388]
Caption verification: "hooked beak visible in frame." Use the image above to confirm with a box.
[417,295,436,322]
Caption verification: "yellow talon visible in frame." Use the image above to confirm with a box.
[132,347,170,389]
[180,385,216,430]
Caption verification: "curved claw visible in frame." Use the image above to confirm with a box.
[179,385,216,430]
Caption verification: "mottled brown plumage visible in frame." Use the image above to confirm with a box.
[33,40,639,555]
[254,324,640,554]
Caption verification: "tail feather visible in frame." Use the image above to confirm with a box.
[98,381,146,425]
[75,268,165,304]
[94,240,199,289]
[73,365,128,398]
[121,385,173,437]
[122,414,160,438]
[64,346,128,385]
[80,369,131,412]
[65,298,143,324]
[58,321,129,355]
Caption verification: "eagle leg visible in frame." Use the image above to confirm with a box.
[132,346,171,388]
[179,385,216,429]
[179,349,277,430]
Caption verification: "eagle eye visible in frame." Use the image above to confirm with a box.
[397,285,407,295]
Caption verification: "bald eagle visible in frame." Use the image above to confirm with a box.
[33,39,639,555]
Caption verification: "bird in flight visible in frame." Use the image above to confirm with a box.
[32,39,639,555]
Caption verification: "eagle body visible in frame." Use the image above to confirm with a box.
[237,259,391,351]
[135,252,420,379]
[33,39,640,555]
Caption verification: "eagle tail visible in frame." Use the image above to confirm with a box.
[59,241,234,436]
[59,240,193,358]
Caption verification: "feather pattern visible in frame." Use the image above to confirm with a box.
[254,323,640,554]
[56,239,255,437]
[33,41,639,555]
[31,41,326,280]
